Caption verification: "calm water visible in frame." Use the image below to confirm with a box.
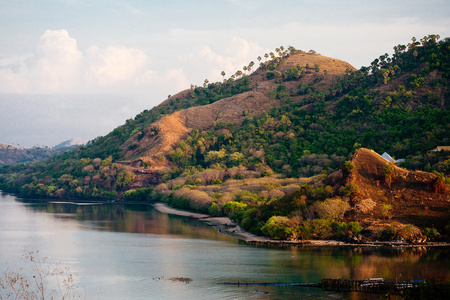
[1,192,449,299]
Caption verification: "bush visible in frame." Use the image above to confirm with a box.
[341,161,355,173]
[347,221,363,235]
[315,197,350,221]
[208,202,220,216]
[311,219,334,239]
[423,227,440,240]
[123,187,153,202]
[380,204,393,219]
[293,220,312,240]
[383,163,397,187]
[343,182,359,197]
[378,226,397,240]
[261,216,293,240]
[222,201,248,222]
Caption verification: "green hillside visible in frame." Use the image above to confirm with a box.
[0,35,449,242]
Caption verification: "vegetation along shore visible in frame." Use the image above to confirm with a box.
[1,34,449,245]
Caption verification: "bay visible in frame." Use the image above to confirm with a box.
[0,192,449,299]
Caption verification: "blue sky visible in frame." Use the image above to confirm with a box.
[1,0,449,147]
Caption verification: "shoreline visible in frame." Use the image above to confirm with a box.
[152,202,450,248]
[153,203,273,243]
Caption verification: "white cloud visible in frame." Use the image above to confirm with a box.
[30,29,83,93]
[85,45,147,87]
[180,36,269,84]
[0,29,181,96]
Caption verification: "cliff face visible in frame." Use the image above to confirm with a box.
[345,148,449,232]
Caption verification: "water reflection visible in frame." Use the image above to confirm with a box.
[1,194,449,299]
[18,200,237,242]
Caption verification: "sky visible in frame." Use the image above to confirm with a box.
[1,0,449,147]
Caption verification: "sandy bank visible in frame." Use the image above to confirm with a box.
[152,202,272,242]
[152,202,450,248]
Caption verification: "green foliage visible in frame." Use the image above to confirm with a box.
[378,225,397,240]
[423,227,440,240]
[261,216,293,240]
[383,164,397,187]
[208,202,220,216]
[341,161,355,173]
[123,188,153,202]
[222,201,248,222]
[343,182,360,197]
[311,219,334,239]
[380,203,393,219]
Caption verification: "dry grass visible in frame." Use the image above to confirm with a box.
[157,167,315,209]
[121,52,355,171]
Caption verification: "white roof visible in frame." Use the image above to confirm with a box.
[381,152,395,163]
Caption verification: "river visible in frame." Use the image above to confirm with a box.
[0,192,449,299]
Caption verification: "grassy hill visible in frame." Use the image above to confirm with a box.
[1,35,449,242]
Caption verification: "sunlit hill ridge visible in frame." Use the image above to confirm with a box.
[0,35,449,243]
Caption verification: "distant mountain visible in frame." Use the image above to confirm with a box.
[1,35,449,242]
[0,143,56,167]
[53,138,87,150]
[0,138,86,167]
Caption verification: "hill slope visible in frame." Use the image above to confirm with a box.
[0,35,449,242]
[346,148,449,234]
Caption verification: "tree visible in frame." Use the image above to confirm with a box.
[261,216,292,240]
[248,61,255,73]
[221,71,226,81]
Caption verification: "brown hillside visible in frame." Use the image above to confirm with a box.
[121,52,355,166]
[345,148,450,231]
[277,52,355,74]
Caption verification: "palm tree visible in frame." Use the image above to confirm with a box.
[243,66,248,74]
[275,48,280,56]
[248,61,255,74]
[221,71,226,81]
[257,56,262,63]
[264,53,269,61]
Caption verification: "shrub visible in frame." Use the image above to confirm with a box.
[261,216,293,240]
[293,220,312,240]
[315,197,350,221]
[341,161,355,174]
[383,163,397,187]
[399,225,415,242]
[208,202,220,216]
[347,221,363,235]
[222,201,248,222]
[343,182,359,197]
[380,204,393,219]
[423,227,440,240]
[311,219,334,239]
[123,187,153,202]
[378,226,397,240]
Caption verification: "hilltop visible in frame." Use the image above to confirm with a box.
[0,35,449,243]
[119,51,354,169]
